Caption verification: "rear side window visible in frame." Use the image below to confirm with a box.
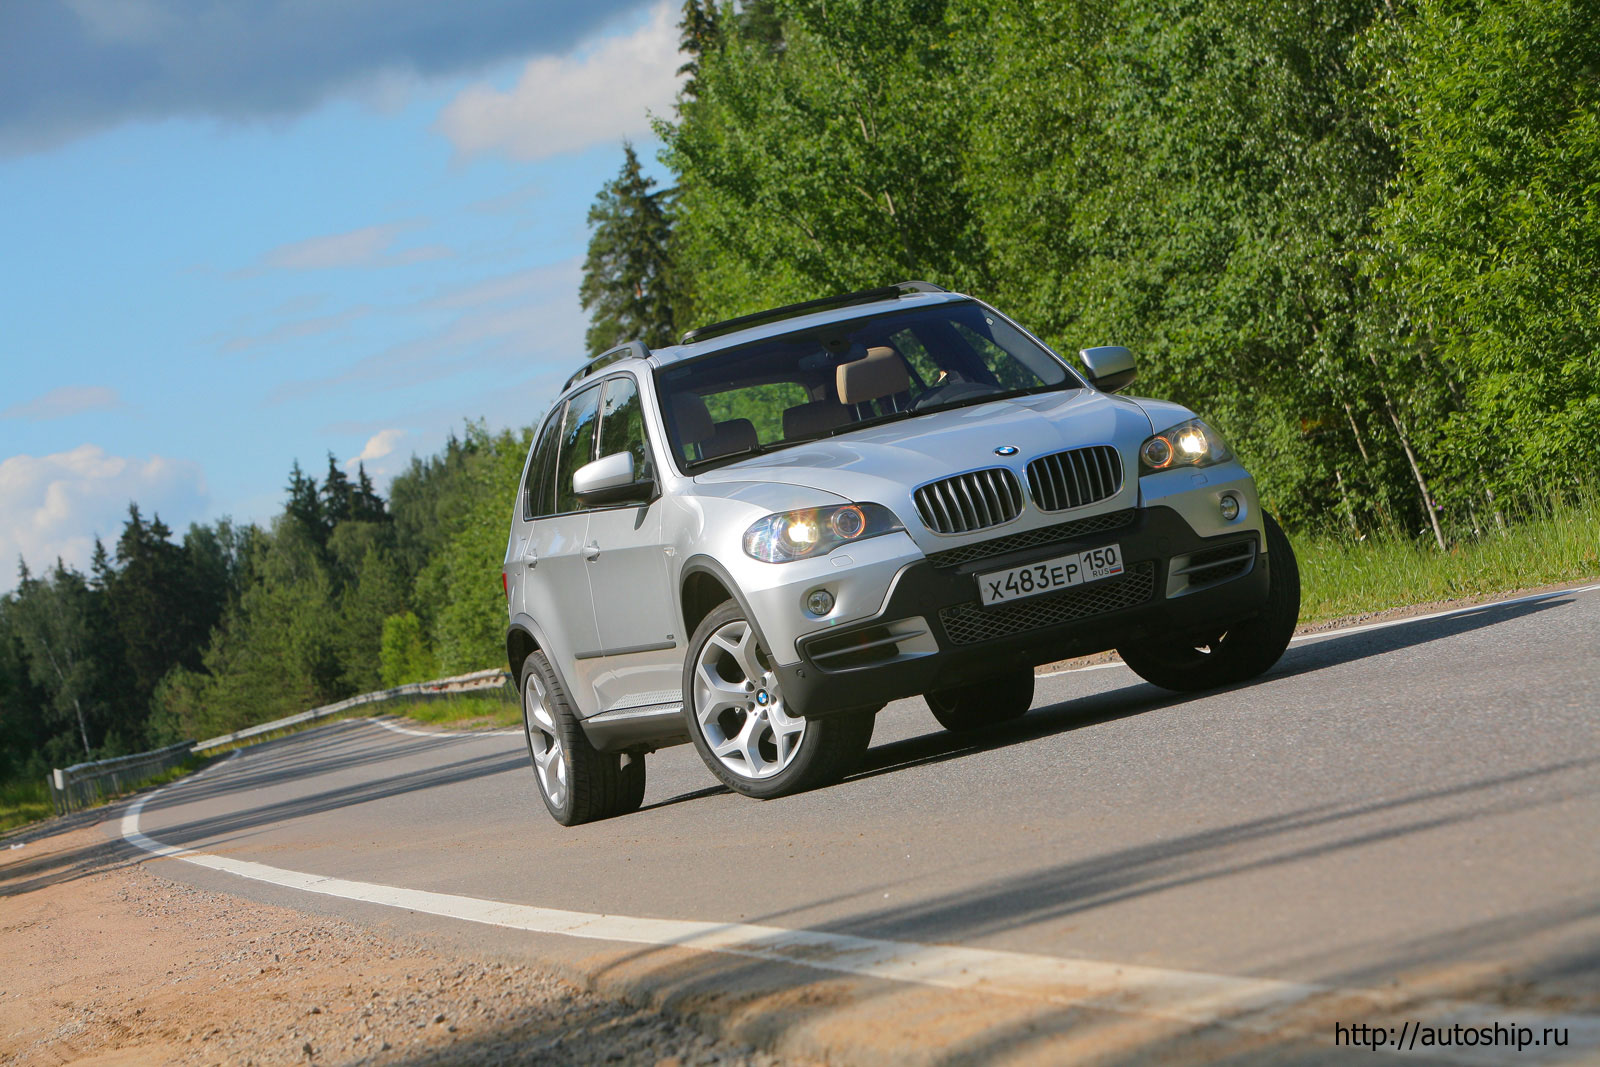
[596,376,654,483]
[523,408,564,519]
[552,383,603,515]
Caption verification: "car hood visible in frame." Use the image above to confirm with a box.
[694,389,1158,543]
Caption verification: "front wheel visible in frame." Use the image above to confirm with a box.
[682,601,874,799]
[1117,511,1300,692]
[926,665,1034,732]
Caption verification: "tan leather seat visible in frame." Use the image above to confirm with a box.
[837,346,911,406]
[783,400,851,439]
[702,418,759,460]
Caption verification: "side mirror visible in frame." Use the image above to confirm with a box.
[573,452,653,506]
[1079,346,1137,393]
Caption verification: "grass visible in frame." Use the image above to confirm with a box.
[385,688,521,730]
[0,754,212,835]
[1295,499,1600,624]
[0,778,53,834]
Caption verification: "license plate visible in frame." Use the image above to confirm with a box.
[977,543,1125,606]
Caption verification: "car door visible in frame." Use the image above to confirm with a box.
[583,374,682,714]
[522,383,606,717]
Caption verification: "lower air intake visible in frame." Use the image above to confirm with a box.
[938,562,1156,645]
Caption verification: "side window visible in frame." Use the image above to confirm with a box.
[523,407,564,520]
[553,384,603,514]
[596,376,654,483]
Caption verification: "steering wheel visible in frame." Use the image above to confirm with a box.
[909,380,1003,411]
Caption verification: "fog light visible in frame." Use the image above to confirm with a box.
[1219,493,1240,521]
[805,588,835,616]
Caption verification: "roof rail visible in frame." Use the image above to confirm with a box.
[563,340,652,391]
[679,280,948,346]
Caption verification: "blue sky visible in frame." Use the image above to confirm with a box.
[0,0,679,588]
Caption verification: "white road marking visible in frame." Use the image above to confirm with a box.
[366,716,520,739]
[1038,581,1600,678]
[122,780,1598,1065]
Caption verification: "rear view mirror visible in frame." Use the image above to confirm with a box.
[1079,346,1137,393]
[573,452,653,506]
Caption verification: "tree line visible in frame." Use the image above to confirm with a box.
[0,429,525,780]
[583,0,1599,547]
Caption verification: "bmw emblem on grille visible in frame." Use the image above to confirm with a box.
[994,445,1019,456]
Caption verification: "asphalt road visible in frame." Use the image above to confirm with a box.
[123,585,1600,1065]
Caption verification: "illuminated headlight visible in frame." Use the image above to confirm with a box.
[744,503,903,563]
[1138,418,1232,475]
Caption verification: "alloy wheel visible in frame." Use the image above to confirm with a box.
[692,619,806,780]
[524,674,567,808]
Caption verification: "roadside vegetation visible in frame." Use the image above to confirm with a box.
[2,0,1596,809]
[0,753,211,834]
[383,689,521,731]
[1299,498,1600,623]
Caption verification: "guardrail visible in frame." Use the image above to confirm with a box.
[47,741,197,815]
[46,667,509,815]
[190,667,509,753]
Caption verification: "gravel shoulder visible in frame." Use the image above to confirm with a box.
[0,817,810,1067]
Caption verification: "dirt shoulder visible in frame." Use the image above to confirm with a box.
[0,817,804,1067]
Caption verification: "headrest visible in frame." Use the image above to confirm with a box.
[671,393,714,445]
[837,346,910,405]
[701,418,759,460]
[783,400,851,439]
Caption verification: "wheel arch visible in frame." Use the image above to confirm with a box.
[679,555,778,657]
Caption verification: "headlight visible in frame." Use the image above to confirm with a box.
[743,503,903,562]
[1138,418,1231,475]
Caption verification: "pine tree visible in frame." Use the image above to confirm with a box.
[677,0,722,100]
[351,463,389,524]
[321,454,355,525]
[579,143,679,354]
[285,461,326,544]
[736,0,784,53]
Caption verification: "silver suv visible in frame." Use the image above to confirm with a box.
[504,282,1299,825]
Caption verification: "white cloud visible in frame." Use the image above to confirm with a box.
[268,257,583,403]
[436,2,681,161]
[345,429,405,469]
[0,444,208,590]
[2,385,123,421]
[246,222,451,275]
[222,304,373,355]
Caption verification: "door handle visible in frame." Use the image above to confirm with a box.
[582,541,601,562]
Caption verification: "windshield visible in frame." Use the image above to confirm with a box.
[655,300,1079,471]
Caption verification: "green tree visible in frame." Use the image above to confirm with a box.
[379,612,437,687]
[10,561,101,758]
[1365,0,1600,512]
[580,143,679,353]
[660,0,984,323]
[677,0,723,100]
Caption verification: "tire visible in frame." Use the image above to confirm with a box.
[925,665,1034,732]
[682,601,875,799]
[1117,511,1301,692]
[520,651,645,825]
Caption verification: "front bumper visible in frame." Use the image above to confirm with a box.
[776,505,1272,716]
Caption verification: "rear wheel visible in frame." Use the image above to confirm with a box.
[1117,512,1300,692]
[925,665,1035,732]
[521,651,645,825]
[683,601,874,799]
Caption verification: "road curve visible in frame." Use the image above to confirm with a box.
[120,585,1600,1065]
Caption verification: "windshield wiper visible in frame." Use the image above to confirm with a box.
[684,441,779,471]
